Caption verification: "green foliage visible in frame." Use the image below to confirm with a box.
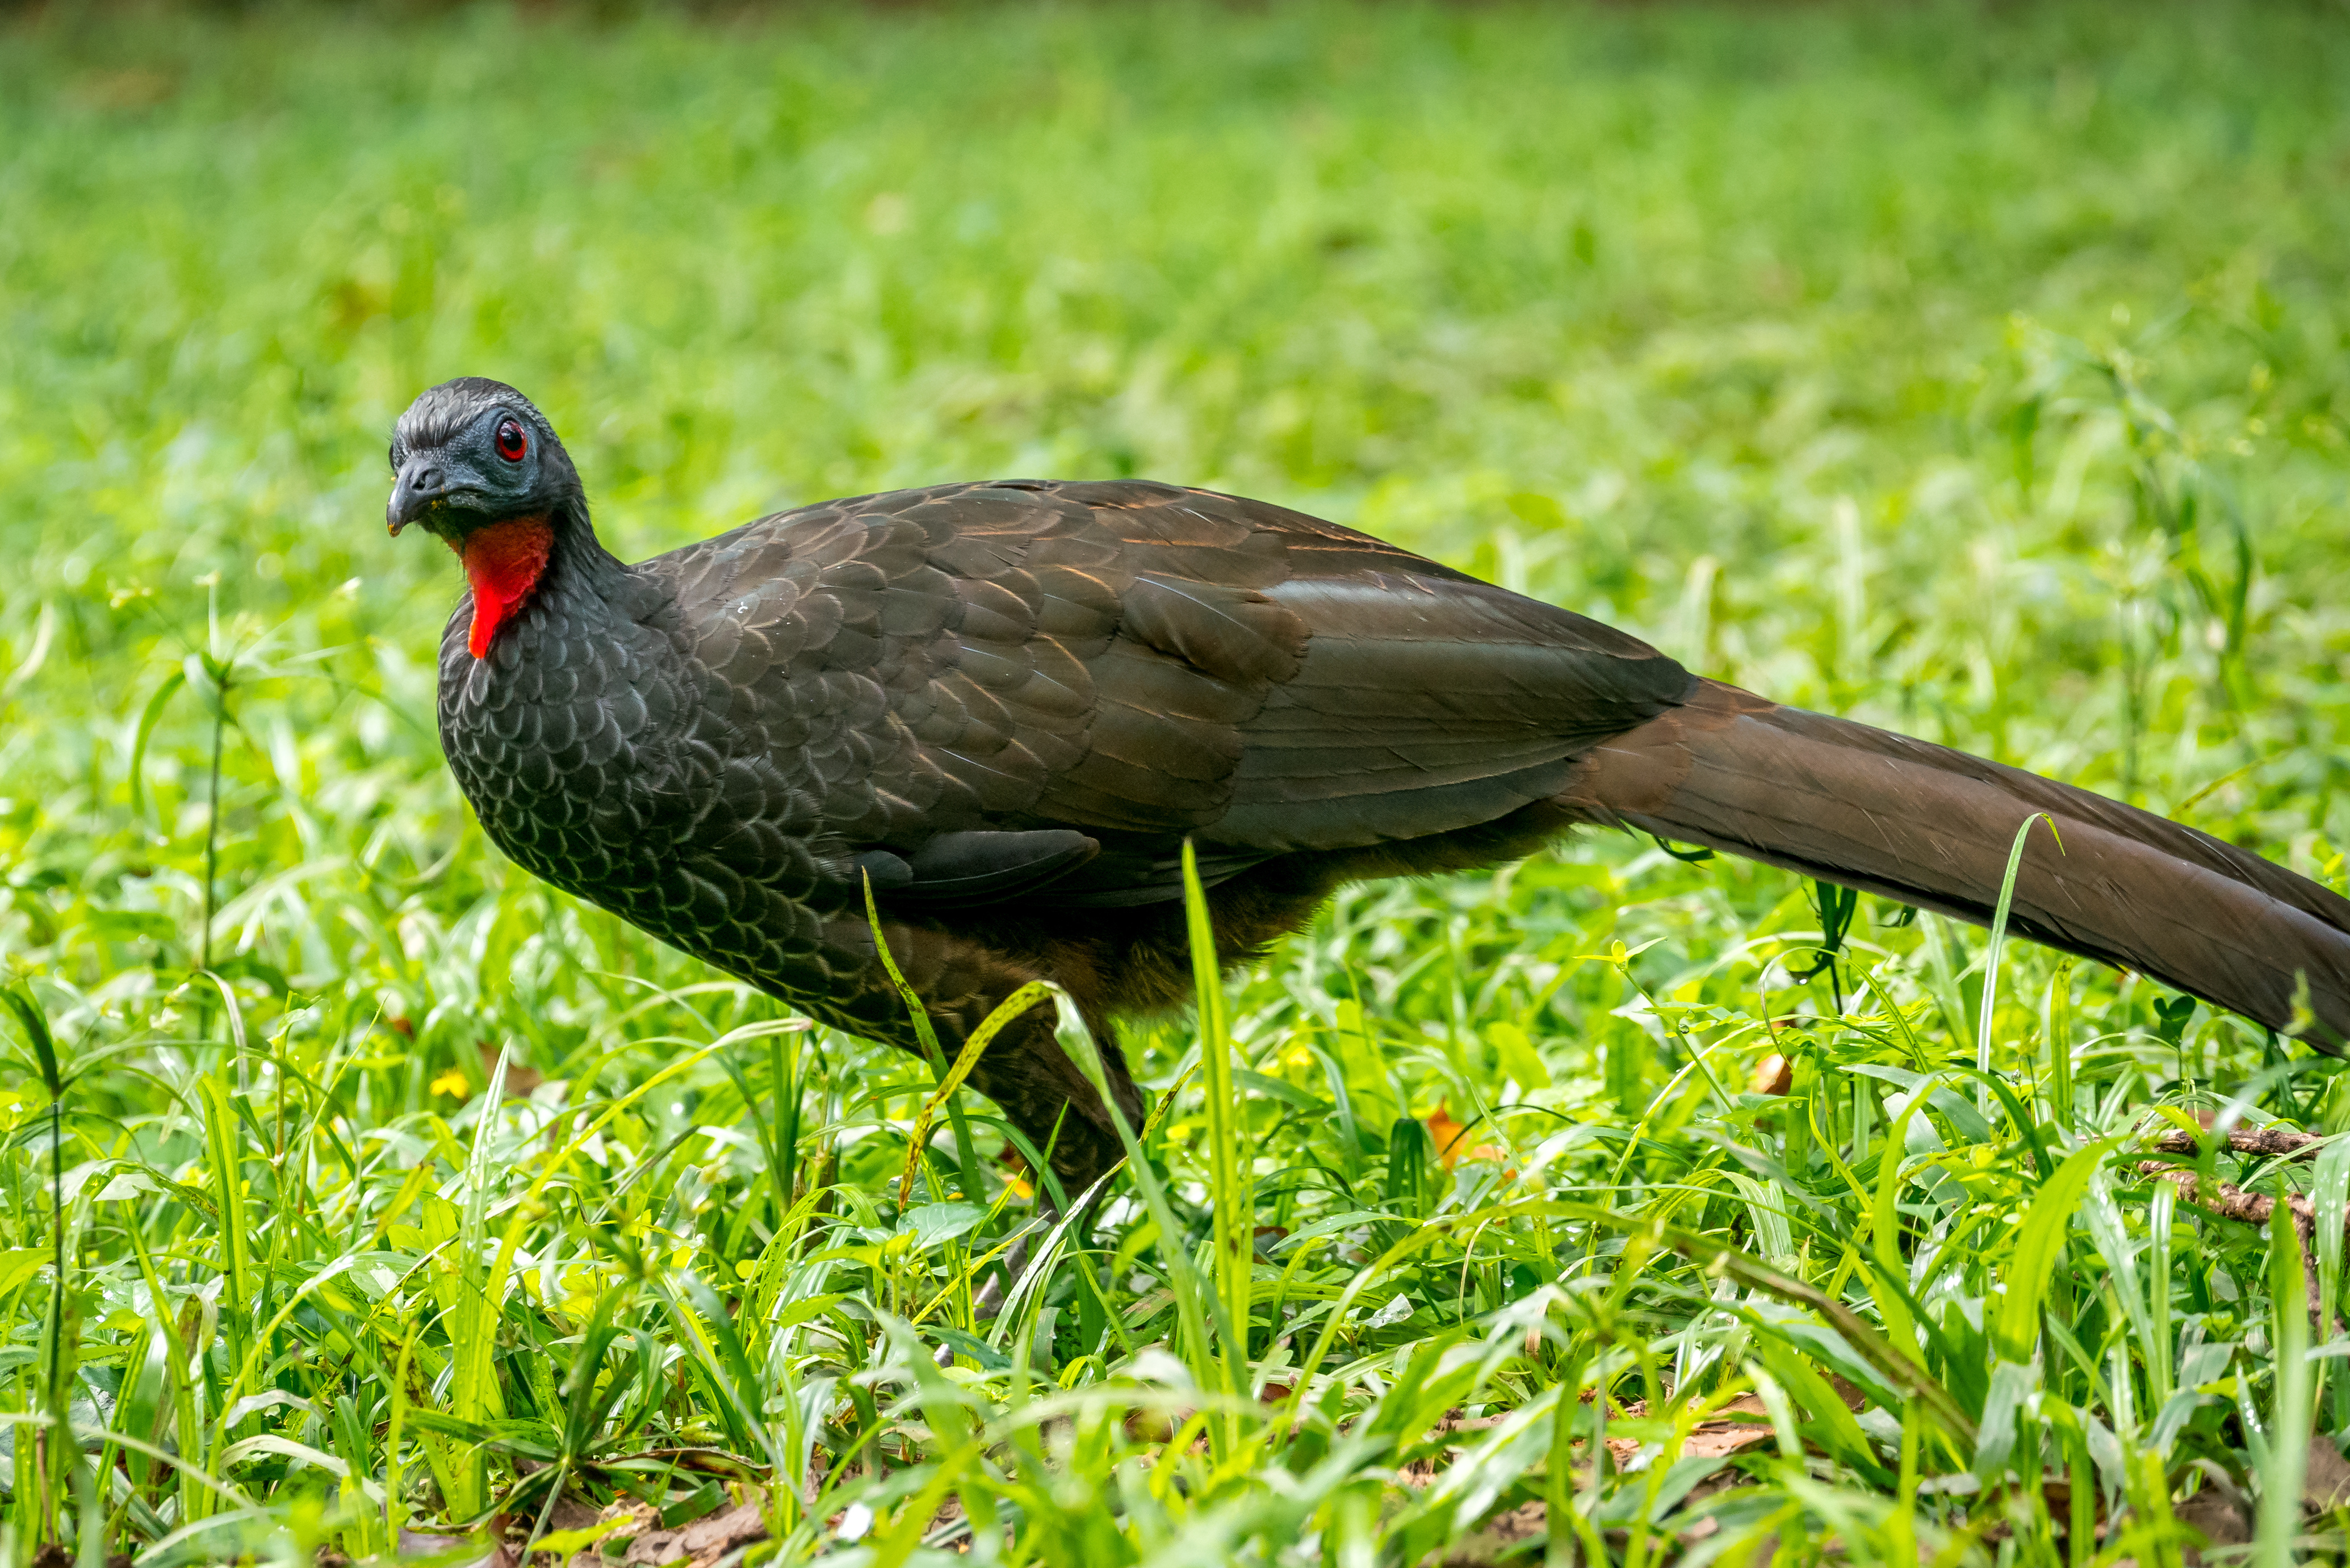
[2,1,2349,1562]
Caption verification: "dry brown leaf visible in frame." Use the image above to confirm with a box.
[480,1040,545,1097]
[1426,1105,1510,1169]
[2306,1435,2350,1512]
[2176,1482,2251,1566]
[621,1500,769,1568]
[1431,1502,1548,1565]
[395,1533,518,1568]
[562,1500,656,1568]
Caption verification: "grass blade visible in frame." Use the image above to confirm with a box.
[899,980,1051,1206]
[199,1077,252,1327]
[1994,1138,2117,1364]
[2260,1205,2311,1568]
[1181,839,1252,1407]
[442,1045,511,1519]
[1047,987,1239,1433]
[125,668,187,826]
[1979,812,2058,1113]
[862,872,985,1208]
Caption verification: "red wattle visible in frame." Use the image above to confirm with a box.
[455,515,553,659]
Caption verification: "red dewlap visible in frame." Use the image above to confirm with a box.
[455,514,552,658]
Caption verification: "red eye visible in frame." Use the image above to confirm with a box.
[495,419,528,462]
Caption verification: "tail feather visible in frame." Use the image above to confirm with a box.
[1560,680,2350,1045]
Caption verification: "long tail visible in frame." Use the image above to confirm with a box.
[1559,680,2350,1045]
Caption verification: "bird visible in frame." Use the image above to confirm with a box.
[387,376,2350,1200]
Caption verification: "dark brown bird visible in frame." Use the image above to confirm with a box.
[388,378,2350,1196]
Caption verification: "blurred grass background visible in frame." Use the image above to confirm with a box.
[3,2,2350,1563]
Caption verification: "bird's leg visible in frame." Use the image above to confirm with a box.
[824,917,1149,1303]
[963,1000,1147,1207]
[971,1007,1145,1322]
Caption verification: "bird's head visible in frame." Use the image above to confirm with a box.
[387,378,584,658]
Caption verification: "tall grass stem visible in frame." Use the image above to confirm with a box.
[1182,840,1253,1387]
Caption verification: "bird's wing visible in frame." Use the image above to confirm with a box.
[651,480,1694,908]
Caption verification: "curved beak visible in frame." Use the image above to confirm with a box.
[387,454,451,536]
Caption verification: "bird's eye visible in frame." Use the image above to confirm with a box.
[495,419,529,462]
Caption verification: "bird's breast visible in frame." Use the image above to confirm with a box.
[434,584,852,1003]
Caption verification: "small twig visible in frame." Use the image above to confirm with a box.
[2135,1163,2330,1330]
[2134,1124,2341,1329]
[2135,1164,2311,1230]
[2146,1126,2324,1160]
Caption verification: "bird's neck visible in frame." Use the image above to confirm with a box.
[456,515,552,658]
[455,500,629,657]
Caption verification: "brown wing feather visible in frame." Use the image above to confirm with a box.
[650,479,1699,905]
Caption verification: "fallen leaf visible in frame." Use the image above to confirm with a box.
[31,1550,122,1568]
[396,1533,514,1568]
[1425,1104,1509,1169]
[1597,1393,1783,1466]
[538,1495,602,1535]
[2307,1435,2350,1512]
[1436,1502,1549,1565]
[572,1500,656,1568]
[2176,1482,2251,1566]
[1656,1422,1777,1460]
[622,1500,769,1568]
[481,1040,544,1097]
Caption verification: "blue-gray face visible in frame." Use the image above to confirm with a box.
[387,382,552,539]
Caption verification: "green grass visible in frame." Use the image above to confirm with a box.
[5,1,2350,1561]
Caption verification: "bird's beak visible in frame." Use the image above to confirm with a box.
[387,454,449,536]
